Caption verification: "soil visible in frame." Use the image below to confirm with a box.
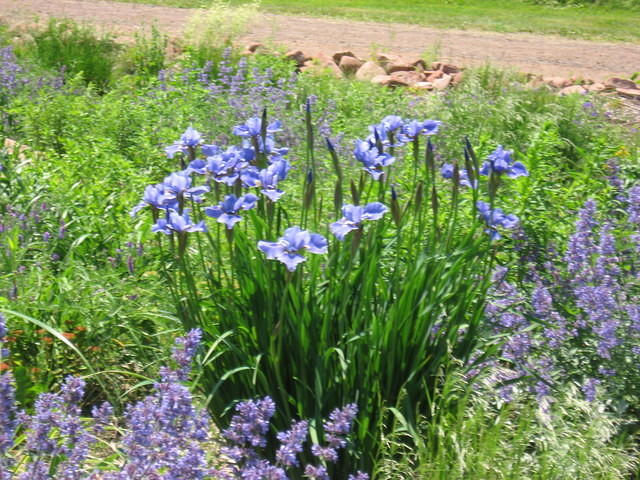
[1,0,639,81]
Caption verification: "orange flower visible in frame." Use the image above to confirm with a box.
[62,332,76,340]
[0,363,9,372]
[42,337,53,344]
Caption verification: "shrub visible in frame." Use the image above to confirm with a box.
[24,18,120,91]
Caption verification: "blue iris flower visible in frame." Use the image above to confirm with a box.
[367,116,407,148]
[248,136,289,157]
[241,159,290,201]
[162,171,209,202]
[152,210,207,234]
[165,126,205,159]
[205,194,258,229]
[353,140,395,180]
[440,163,477,189]
[479,146,528,178]
[190,146,253,186]
[330,203,388,240]
[233,118,282,138]
[402,119,441,139]
[130,184,177,216]
[476,201,519,240]
[258,226,328,272]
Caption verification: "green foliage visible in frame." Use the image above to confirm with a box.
[182,0,261,66]
[117,24,168,80]
[0,35,639,476]
[20,18,121,90]
[378,377,639,479]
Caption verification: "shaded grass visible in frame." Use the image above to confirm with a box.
[91,0,640,43]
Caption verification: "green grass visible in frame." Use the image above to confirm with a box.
[95,0,640,43]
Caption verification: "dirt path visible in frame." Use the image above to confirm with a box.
[1,0,639,81]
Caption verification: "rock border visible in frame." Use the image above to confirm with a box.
[243,43,640,103]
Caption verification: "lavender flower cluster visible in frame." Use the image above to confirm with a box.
[481,185,640,406]
[0,318,367,479]
[1,45,64,126]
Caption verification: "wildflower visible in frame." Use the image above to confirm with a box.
[276,420,309,467]
[152,210,207,235]
[165,126,203,158]
[353,139,395,180]
[476,201,519,240]
[221,397,276,450]
[582,377,600,402]
[241,159,290,201]
[107,330,210,479]
[190,145,255,185]
[0,315,17,458]
[479,145,528,178]
[305,464,329,480]
[205,194,258,230]
[330,203,387,240]
[441,163,476,188]
[233,117,282,138]
[402,119,441,139]
[162,171,209,203]
[258,226,328,271]
[130,184,175,216]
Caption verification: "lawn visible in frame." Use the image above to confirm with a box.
[100,0,640,43]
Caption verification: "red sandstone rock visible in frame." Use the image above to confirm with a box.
[389,70,426,86]
[605,77,637,90]
[431,62,460,74]
[558,85,588,95]
[543,76,572,89]
[339,55,364,75]
[432,74,452,90]
[332,51,357,64]
[285,50,310,67]
[356,61,387,81]
[616,87,640,99]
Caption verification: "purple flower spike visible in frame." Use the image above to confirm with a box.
[276,420,309,467]
[479,145,528,178]
[152,210,207,235]
[205,194,258,229]
[330,203,388,240]
[582,377,600,402]
[258,226,328,272]
[165,126,203,158]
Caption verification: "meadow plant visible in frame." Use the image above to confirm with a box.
[25,19,120,90]
[0,317,367,479]
[483,185,640,412]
